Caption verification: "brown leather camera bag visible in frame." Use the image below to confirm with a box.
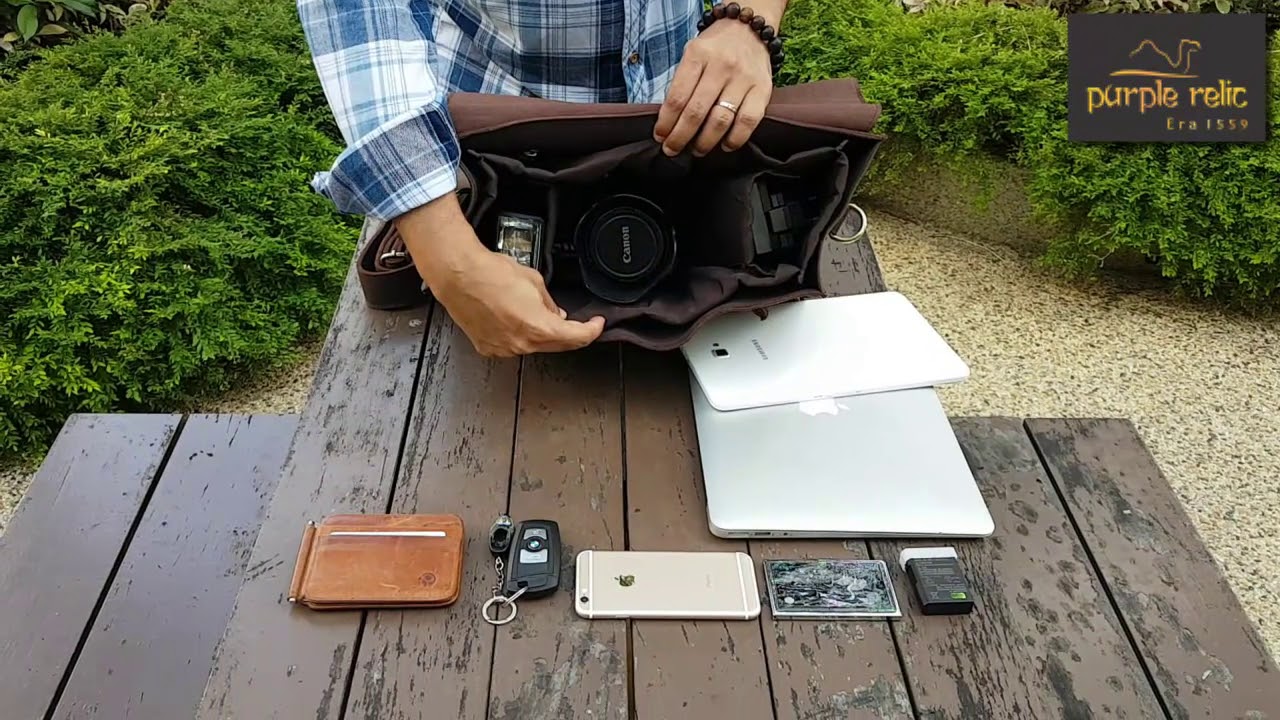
[357,77,883,351]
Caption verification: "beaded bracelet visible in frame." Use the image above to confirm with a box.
[696,2,785,75]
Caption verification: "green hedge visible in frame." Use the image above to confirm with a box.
[0,0,356,455]
[782,0,1280,304]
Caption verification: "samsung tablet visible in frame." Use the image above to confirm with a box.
[680,292,969,411]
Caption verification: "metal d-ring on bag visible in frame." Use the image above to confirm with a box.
[830,203,869,244]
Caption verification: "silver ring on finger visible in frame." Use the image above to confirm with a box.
[717,99,739,113]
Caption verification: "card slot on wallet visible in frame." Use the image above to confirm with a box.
[288,514,465,610]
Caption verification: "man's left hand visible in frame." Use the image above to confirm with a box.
[654,9,778,157]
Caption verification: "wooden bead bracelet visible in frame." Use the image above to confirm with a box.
[696,2,785,75]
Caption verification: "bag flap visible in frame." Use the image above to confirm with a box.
[447,78,883,140]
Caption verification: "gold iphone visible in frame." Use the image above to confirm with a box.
[574,550,761,620]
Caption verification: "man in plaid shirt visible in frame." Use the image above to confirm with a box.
[299,0,786,357]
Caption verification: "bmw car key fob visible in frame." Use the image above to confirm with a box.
[503,520,561,599]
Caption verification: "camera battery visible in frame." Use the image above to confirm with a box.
[899,547,975,616]
[495,212,545,271]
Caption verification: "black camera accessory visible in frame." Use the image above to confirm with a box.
[503,519,562,599]
[494,212,545,271]
[750,178,820,260]
[574,194,677,304]
[899,547,975,616]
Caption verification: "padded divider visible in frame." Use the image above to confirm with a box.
[757,145,850,282]
[462,153,499,226]
[468,138,854,341]
[470,150,557,281]
[673,144,846,274]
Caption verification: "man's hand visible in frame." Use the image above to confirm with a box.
[654,4,782,157]
[396,192,605,358]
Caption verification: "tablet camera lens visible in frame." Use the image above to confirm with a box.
[713,348,729,358]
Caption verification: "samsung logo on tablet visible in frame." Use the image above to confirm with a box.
[751,339,769,361]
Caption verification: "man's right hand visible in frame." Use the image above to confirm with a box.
[395,191,606,358]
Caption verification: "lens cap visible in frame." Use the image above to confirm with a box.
[574,193,677,305]
[590,207,662,281]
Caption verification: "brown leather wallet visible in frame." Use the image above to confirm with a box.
[287,514,465,610]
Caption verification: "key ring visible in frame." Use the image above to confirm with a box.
[481,586,527,626]
[482,596,518,625]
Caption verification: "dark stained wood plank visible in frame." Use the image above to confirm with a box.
[0,413,181,720]
[1027,418,1280,720]
[752,219,911,720]
[818,221,886,296]
[621,347,774,719]
[869,417,1165,720]
[344,314,520,720]
[52,413,298,720]
[196,252,430,720]
[751,540,915,720]
[487,347,629,720]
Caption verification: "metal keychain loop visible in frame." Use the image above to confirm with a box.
[481,595,519,626]
[830,203,869,244]
[481,585,527,626]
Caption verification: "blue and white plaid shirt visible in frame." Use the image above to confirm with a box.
[299,0,704,221]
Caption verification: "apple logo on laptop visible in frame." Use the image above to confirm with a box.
[797,398,847,416]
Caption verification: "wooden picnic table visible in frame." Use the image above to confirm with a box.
[4,216,1278,720]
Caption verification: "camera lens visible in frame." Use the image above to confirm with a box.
[590,207,662,281]
[574,193,676,305]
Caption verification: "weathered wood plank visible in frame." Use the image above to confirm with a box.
[344,315,521,720]
[487,347,629,720]
[197,256,430,720]
[621,347,774,719]
[869,417,1166,720]
[52,413,298,720]
[818,223,885,297]
[0,413,181,720]
[751,539,915,720]
[750,225,911,719]
[1027,417,1280,720]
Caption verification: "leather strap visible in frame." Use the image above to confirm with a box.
[355,163,476,310]
[357,223,428,310]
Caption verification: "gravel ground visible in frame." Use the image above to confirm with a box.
[1,210,1276,661]
[868,210,1280,658]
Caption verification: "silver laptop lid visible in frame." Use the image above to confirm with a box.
[690,377,994,539]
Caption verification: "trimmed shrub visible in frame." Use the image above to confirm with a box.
[1027,45,1280,296]
[782,0,1280,304]
[2,0,165,55]
[0,0,356,455]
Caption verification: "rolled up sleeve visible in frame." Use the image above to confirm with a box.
[299,0,460,220]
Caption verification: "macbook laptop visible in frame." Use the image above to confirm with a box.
[689,377,995,539]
